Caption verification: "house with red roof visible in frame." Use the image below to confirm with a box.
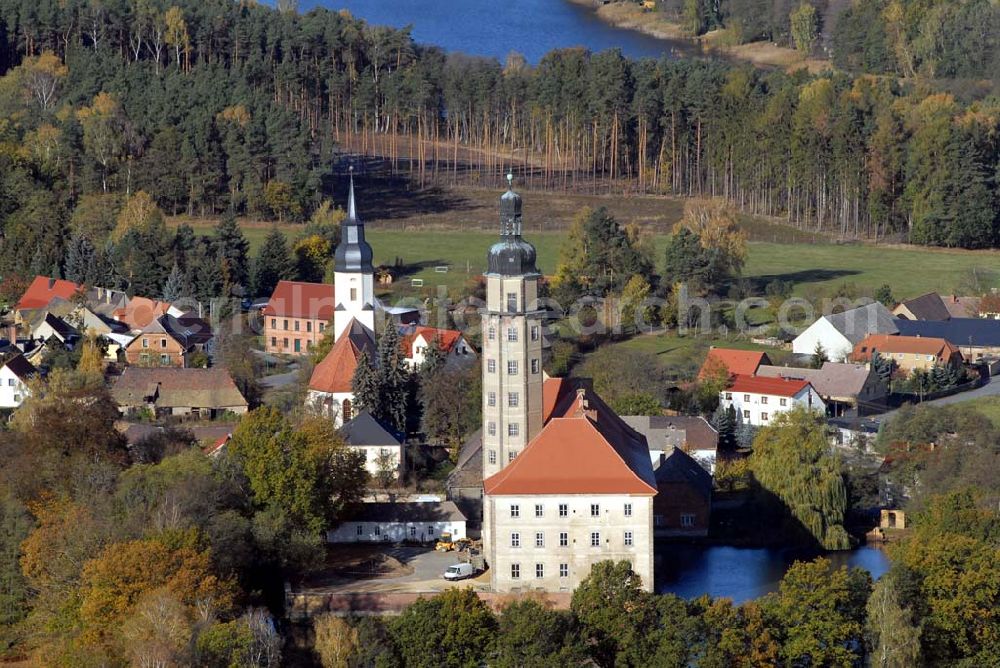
[14,276,81,320]
[698,346,771,381]
[399,325,476,370]
[261,280,336,356]
[483,381,658,593]
[719,374,826,427]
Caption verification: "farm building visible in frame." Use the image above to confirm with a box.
[326,501,467,544]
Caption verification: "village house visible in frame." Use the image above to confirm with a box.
[852,334,963,373]
[340,409,406,479]
[622,415,719,472]
[756,362,888,416]
[262,280,335,356]
[113,296,176,331]
[892,292,954,321]
[400,325,476,370]
[941,295,982,319]
[894,318,1000,363]
[719,375,826,426]
[111,367,248,418]
[28,312,80,347]
[13,276,81,322]
[792,302,898,361]
[326,501,467,544]
[123,314,212,368]
[0,354,36,410]
[653,447,713,537]
[698,347,771,380]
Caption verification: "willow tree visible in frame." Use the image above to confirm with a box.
[749,408,851,550]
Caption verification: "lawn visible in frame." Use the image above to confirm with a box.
[168,218,1000,302]
[950,396,1000,427]
[744,242,1000,299]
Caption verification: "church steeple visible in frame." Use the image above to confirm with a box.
[333,168,376,341]
[334,168,374,274]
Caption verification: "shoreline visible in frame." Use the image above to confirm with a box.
[568,0,830,73]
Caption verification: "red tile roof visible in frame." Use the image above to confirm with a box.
[542,377,575,422]
[113,296,171,330]
[727,374,810,397]
[485,386,657,496]
[852,334,960,360]
[262,280,335,321]
[699,347,770,380]
[15,276,81,311]
[308,320,374,394]
[401,326,464,355]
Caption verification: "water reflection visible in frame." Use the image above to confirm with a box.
[656,544,890,604]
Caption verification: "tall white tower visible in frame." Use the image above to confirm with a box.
[481,175,545,480]
[333,171,376,340]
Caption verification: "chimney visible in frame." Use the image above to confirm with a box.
[5,324,16,344]
[48,277,56,290]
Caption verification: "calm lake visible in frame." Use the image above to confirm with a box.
[656,545,891,604]
[299,0,688,62]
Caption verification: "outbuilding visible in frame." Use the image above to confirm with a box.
[326,501,467,544]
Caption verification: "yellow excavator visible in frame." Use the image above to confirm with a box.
[435,533,473,552]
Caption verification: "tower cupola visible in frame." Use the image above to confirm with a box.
[487,174,538,276]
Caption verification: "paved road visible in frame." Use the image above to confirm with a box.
[877,377,1000,423]
[259,368,300,389]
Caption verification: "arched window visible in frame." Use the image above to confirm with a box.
[342,398,353,422]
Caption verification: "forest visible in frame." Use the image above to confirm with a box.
[0,0,999,270]
[661,0,1000,81]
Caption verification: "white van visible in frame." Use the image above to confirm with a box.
[443,563,475,580]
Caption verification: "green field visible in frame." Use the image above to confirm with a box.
[170,220,1000,300]
[950,397,1000,426]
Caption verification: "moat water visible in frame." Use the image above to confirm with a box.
[656,544,891,603]
[299,0,690,62]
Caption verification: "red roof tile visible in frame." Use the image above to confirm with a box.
[262,281,335,321]
[485,385,657,496]
[401,326,464,355]
[699,347,770,379]
[308,321,373,394]
[542,377,575,422]
[727,374,810,397]
[15,276,81,311]
[852,334,960,359]
[113,296,171,330]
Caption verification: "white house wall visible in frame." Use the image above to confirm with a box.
[326,520,466,544]
[792,318,853,361]
[485,494,654,593]
[721,386,826,427]
[0,368,28,409]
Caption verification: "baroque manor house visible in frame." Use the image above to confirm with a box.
[481,178,657,593]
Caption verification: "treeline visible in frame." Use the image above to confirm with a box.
[2,1,1000,254]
